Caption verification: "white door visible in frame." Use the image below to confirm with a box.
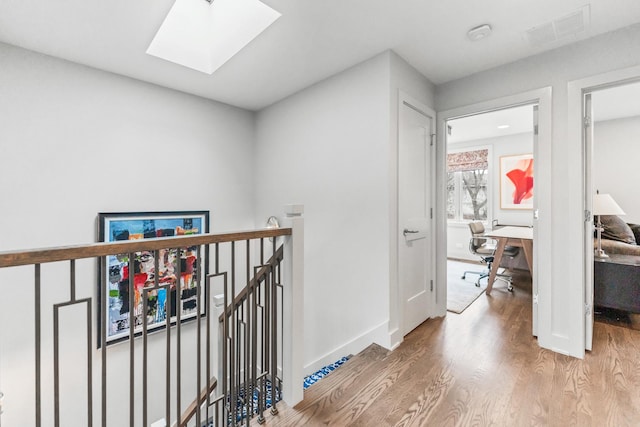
[583,92,594,351]
[399,99,434,336]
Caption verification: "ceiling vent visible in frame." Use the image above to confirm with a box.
[525,5,590,46]
[526,22,556,45]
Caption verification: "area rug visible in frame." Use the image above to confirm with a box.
[447,260,493,314]
[214,356,351,425]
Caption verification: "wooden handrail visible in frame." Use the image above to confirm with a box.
[0,228,291,268]
[175,377,218,427]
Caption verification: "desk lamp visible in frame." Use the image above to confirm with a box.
[593,193,625,258]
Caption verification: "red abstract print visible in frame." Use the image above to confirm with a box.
[506,158,534,204]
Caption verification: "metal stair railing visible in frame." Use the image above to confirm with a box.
[0,227,291,427]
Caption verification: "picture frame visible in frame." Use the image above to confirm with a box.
[499,154,534,210]
[98,211,210,346]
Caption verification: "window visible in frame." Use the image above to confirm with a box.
[447,149,489,221]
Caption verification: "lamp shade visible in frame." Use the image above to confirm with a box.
[593,193,625,216]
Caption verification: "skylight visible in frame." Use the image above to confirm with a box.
[147,0,281,74]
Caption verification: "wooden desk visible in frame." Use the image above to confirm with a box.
[484,226,533,295]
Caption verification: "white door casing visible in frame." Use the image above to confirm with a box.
[437,88,551,346]
[399,96,435,336]
[583,92,594,351]
[568,65,640,354]
[532,104,540,336]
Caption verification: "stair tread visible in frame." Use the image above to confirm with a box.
[262,344,391,425]
[260,321,445,426]
[298,343,389,404]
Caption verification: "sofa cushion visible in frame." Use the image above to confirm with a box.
[600,215,636,245]
[598,239,640,256]
[629,223,640,245]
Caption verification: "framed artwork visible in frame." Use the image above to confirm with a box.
[500,154,534,210]
[98,211,209,346]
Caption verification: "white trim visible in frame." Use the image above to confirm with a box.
[281,204,305,406]
[436,87,552,341]
[567,64,640,354]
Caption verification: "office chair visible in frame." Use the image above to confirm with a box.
[461,221,520,291]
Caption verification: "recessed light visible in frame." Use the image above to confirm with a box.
[497,125,510,129]
[467,24,492,41]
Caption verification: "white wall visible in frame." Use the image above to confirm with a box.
[0,42,256,426]
[447,132,533,260]
[436,23,640,357]
[254,52,390,374]
[593,116,640,224]
[254,51,435,372]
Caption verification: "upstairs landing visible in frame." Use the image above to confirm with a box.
[256,275,640,426]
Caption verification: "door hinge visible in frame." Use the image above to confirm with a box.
[533,124,539,135]
[430,207,433,219]
[533,294,539,305]
[585,303,592,316]
[430,133,435,146]
[583,116,591,127]
[584,209,591,222]
[430,280,434,292]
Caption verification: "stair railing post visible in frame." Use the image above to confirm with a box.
[280,204,304,406]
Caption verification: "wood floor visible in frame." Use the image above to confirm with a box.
[259,273,640,426]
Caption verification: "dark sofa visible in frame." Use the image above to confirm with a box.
[593,216,640,320]
[595,216,640,256]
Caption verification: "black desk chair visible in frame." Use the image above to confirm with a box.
[461,222,520,291]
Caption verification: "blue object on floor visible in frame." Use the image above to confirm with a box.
[303,355,351,389]
[208,356,350,425]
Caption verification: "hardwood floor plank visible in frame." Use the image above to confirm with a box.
[297,343,390,409]
[315,319,444,425]
[259,271,640,427]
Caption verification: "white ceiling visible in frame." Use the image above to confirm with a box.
[592,80,640,122]
[1,1,640,111]
[447,105,534,144]
[447,80,640,145]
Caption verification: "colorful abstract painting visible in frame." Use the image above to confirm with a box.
[99,211,209,345]
[500,154,534,210]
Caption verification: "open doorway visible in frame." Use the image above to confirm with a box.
[583,80,640,346]
[444,104,536,317]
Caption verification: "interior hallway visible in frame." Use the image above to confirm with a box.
[262,273,640,426]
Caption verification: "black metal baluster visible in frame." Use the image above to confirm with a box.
[34,264,41,427]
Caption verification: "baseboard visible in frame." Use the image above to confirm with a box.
[387,327,403,350]
[303,320,389,375]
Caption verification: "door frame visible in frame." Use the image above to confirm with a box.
[436,88,552,337]
[395,91,437,340]
[568,64,640,351]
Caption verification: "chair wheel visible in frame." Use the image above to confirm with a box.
[461,274,466,279]
[508,285,514,292]
[475,282,480,287]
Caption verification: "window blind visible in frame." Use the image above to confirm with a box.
[447,149,488,172]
